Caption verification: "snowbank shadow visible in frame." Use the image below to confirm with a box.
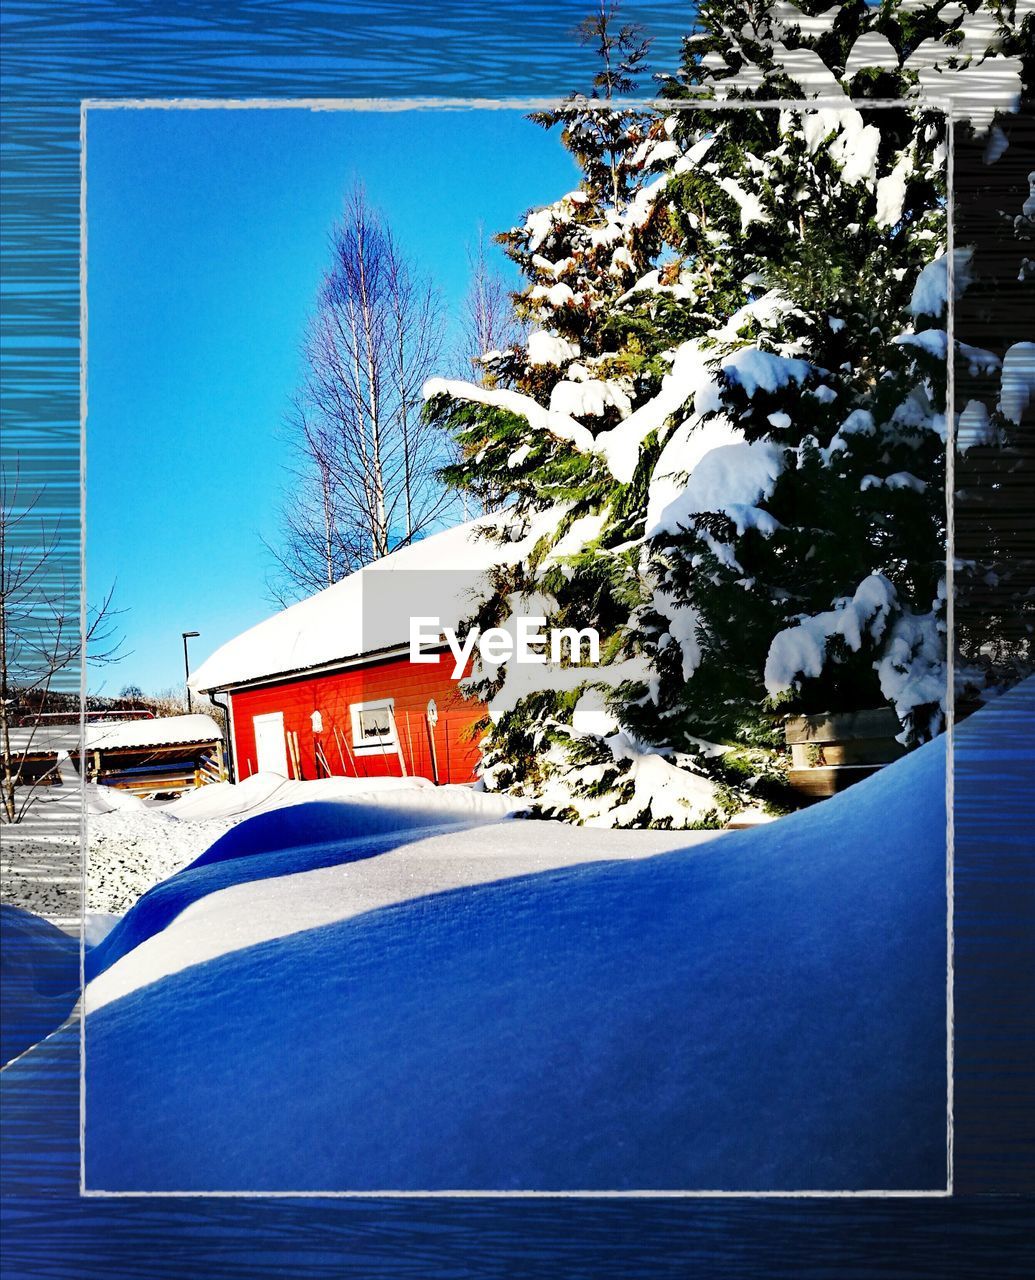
[1,907,80,1067]
[86,799,510,982]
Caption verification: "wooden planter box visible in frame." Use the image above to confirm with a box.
[785,707,905,801]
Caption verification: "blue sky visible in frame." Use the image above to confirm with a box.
[86,107,580,694]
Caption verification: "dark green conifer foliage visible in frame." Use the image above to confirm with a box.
[424,0,1030,824]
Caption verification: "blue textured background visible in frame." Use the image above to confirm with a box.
[1,1,1032,1274]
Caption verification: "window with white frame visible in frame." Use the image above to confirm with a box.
[350,698,399,754]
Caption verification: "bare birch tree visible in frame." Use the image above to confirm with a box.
[1,468,123,822]
[458,227,523,384]
[270,188,457,601]
[448,229,527,520]
[264,398,367,605]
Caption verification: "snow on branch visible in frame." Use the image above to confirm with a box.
[594,340,720,484]
[763,574,898,698]
[646,440,787,541]
[422,378,597,454]
[908,248,974,317]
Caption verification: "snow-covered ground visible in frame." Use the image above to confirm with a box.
[2,769,530,921]
[1,783,215,923]
[65,715,953,1192]
[0,905,80,1067]
[0,784,81,923]
[84,772,523,916]
[2,696,972,1190]
[87,807,238,916]
[86,819,718,1013]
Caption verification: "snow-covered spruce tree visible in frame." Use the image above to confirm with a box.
[423,0,1029,827]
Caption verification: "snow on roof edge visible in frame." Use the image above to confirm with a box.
[4,715,223,755]
[190,516,515,694]
[86,715,223,751]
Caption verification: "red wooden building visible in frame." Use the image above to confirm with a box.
[191,518,516,786]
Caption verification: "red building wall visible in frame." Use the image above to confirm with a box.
[228,651,485,785]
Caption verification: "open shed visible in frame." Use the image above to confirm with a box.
[3,714,225,796]
[85,715,225,794]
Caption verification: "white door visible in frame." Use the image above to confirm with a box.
[253,712,289,777]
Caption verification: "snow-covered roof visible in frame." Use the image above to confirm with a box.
[3,724,81,756]
[191,517,525,693]
[3,715,221,757]
[85,715,221,751]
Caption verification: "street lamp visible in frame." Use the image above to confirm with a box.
[182,631,200,713]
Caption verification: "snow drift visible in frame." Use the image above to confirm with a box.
[86,787,522,984]
[81,729,948,1192]
[1,907,79,1068]
[87,771,521,915]
[85,821,716,1015]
